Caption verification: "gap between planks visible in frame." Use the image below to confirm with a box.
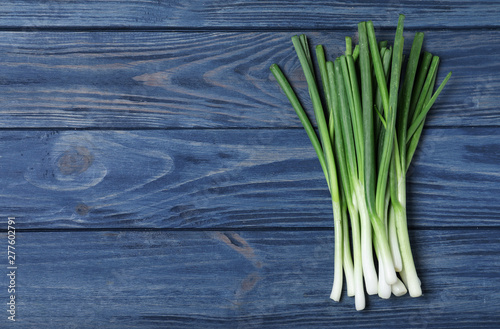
[4,226,500,234]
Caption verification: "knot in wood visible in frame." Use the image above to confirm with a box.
[58,146,94,175]
[75,203,90,216]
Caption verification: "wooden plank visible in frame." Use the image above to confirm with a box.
[0,30,496,129]
[1,229,498,328]
[1,128,498,229]
[0,1,498,29]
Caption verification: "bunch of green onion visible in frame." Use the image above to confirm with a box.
[270,15,451,311]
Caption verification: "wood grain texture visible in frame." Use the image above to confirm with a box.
[1,229,498,328]
[0,30,496,128]
[0,1,498,328]
[0,1,499,29]
[1,128,498,229]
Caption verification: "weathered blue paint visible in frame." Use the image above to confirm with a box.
[0,1,499,327]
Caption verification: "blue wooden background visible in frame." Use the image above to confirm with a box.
[0,1,499,328]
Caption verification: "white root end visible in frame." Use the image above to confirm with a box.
[391,278,408,297]
[354,259,366,310]
[407,277,422,297]
[344,250,355,297]
[364,270,378,295]
[399,267,422,297]
[378,258,392,299]
[343,222,355,297]
[389,206,403,271]
[383,258,398,285]
[357,195,378,295]
[330,286,342,302]
[355,291,366,311]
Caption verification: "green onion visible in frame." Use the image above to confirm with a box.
[270,14,451,310]
[327,60,366,305]
[294,35,345,301]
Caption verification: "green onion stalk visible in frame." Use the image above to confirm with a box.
[328,55,373,309]
[270,14,451,310]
